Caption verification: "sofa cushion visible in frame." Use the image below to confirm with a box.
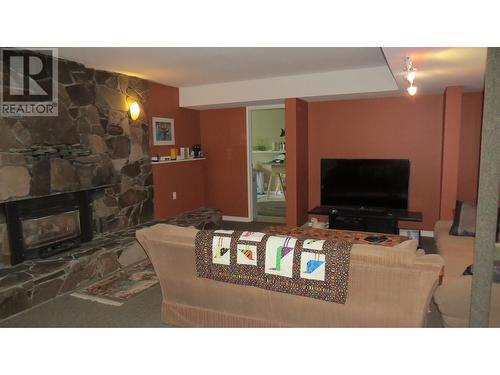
[450,200,500,242]
[434,276,500,327]
[434,220,475,277]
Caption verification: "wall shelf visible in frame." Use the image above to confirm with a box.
[152,158,206,165]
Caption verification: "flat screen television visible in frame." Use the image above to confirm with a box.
[320,159,410,210]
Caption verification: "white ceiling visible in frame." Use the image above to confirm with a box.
[58,47,387,87]
[57,47,487,107]
[383,47,487,94]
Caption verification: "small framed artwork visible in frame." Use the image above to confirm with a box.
[152,117,175,145]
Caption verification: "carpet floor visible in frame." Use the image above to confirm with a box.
[256,200,286,217]
[0,284,167,328]
[0,222,442,328]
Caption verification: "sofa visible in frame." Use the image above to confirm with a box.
[433,220,500,327]
[136,224,444,327]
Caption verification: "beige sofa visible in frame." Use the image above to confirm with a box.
[433,220,500,327]
[136,224,444,327]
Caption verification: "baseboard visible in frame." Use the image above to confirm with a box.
[420,230,434,238]
[222,216,252,222]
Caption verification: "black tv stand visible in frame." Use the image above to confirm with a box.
[308,206,423,234]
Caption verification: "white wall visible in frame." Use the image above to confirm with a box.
[251,108,284,151]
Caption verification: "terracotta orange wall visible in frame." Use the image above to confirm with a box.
[152,161,206,219]
[440,86,464,220]
[148,81,204,219]
[146,83,484,226]
[187,91,483,228]
[199,107,248,218]
[457,92,484,202]
[285,98,309,226]
[308,94,445,230]
[148,82,201,157]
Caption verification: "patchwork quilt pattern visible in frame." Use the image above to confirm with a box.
[195,230,352,304]
[264,226,408,247]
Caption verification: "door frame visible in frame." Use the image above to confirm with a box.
[246,103,286,222]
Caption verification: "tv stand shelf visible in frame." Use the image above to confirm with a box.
[308,206,422,234]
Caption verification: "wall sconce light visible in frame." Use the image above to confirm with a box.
[129,101,141,121]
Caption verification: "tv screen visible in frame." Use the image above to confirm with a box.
[320,159,410,210]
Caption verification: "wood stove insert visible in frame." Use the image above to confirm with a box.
[4,191,93,265]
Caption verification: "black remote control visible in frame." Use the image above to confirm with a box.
[364,235,388,244]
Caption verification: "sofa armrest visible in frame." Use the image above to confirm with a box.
[434,276,500,327]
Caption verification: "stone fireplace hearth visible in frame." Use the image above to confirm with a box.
[0,207,222,320]
[0,221,153,320]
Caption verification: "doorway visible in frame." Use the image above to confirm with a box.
[247,105,286,223]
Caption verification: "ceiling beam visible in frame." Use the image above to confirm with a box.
[179,66,397,108]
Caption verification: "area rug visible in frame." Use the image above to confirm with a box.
[70,261,158,306]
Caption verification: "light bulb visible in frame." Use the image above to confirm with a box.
[406,70,416,84]
[129,101,140,120]
[407,85,417,96]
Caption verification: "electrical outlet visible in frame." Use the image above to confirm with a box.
[172,192,177,200]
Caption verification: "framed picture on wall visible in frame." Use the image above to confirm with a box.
[152,117,175,145]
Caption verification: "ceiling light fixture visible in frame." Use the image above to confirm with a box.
[407,84,417,96]
[406,69,416,84]
[403,57,418,96]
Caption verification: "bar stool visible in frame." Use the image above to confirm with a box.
[266,163,286,198]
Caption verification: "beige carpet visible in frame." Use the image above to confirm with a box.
[257,200,286,217]
[0,284,166,328]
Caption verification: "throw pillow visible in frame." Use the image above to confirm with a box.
[463,261,500,283]
[450,201,477,237]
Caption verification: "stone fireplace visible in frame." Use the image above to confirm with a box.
[0,49,154,267]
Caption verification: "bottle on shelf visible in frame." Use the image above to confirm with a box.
[170,148,177,160]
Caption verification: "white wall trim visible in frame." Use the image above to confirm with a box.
[421,230,434,238]
[246,104,285,111]
[222,216,252,223]
[245,106,254,222]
